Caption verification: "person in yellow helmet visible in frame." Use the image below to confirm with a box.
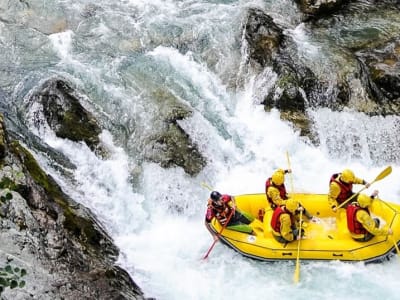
[328,169,371,212]
[346,190,393,242]
[265,168,314,220]
[270,198,305,243]
[265,168,291,209]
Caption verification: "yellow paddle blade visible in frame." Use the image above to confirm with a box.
[293,210,302,284]
[374,166,392,182]
[201,182,213,191]
[294,260,300,283]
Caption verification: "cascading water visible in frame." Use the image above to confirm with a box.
[1,0,400,299]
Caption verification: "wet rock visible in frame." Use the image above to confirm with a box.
[243,8,284,68]
[243,8,322,136]
[24,78,105,154]
[0,114,145,299]
[294,0,351,20]
[143,89,206,176]
[356,37,400,114]
[0,114,7,159]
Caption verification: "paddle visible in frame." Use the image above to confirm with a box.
[202,208,235,260]
[392,237,400,257]
[294,209,303,284]
[286,151,294,195]
[337,166,392,209]
[286,152,302,283]
[376,196,400,257]
[201,182,213,191]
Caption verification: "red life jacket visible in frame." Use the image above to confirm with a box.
[207,195,233,225]
[329,173,353,204]
[265,178,288,208]
[346,204,368,234]
[270,206,294,233]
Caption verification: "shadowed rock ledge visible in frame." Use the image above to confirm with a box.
[0,112,147,299]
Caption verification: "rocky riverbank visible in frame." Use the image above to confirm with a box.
[0,112,146,299]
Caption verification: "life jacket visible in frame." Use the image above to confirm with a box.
[207,195,234,226]
[270,206,294,233]
[265,178,288,208]
[329,173,353,204]
[346,204,368,234]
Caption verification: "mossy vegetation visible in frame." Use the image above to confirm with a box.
[9,140,102,246]
[0,113,7,159]
[0,264,27,295]
[56,110,101,149]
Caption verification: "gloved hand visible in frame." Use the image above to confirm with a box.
[311,216,320,223]
[371,190,379,198]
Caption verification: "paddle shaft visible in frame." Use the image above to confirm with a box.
[203,207,235,260]
[392,237,400,257]
[201,182,213,191]
[294,209,302,283]
[286,151,294,195]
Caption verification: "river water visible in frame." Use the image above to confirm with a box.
[1,0,400,299]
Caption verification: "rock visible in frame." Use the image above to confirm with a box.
[0,114,146,299]
[356,37,400,114]
[24,78,104,154]
[294,0,350,20]
[243,8,284,68]
[142,88,207,176]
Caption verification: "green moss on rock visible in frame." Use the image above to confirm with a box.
[9,140,102,246]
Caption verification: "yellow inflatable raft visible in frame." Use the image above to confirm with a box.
[205,193,400,263]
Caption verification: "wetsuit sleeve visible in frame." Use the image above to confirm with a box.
[280,214,294,242]
[328,181,340,209]
[267,186,287,207]
[353,176,365,185]
[356,210,389,236]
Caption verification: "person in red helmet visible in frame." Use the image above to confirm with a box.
[346,190,393,242]
[205,191,254,234]
[329,169,371,212]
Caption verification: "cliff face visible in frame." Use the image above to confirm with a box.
[0,112,145,299]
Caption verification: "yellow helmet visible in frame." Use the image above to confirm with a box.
[285,199,299,213]
[357,194,372,208]
[340,169,355,183]
[272,169,285,185]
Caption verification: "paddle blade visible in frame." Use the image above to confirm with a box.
[201,182,213,191]
[294,261,300,283]
[374,166,392,182]
[202,239,218,260]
